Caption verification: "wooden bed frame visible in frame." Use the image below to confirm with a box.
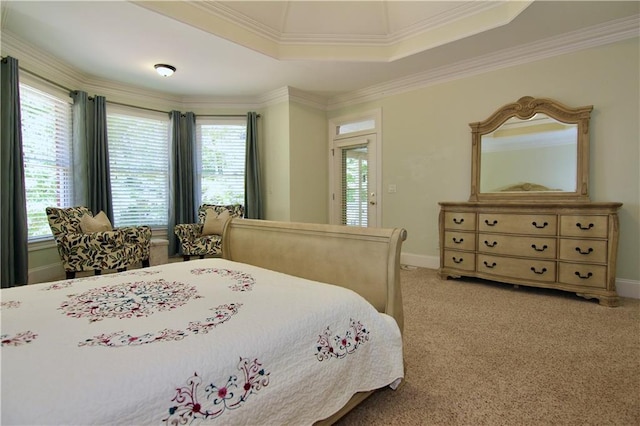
[222,218,407,424]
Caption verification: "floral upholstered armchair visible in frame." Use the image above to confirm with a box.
[174,204,244,261]
[46,206,152,279]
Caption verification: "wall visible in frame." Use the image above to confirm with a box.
[289,101,329,223]
[262,101,291,222]
[328,38,640,284]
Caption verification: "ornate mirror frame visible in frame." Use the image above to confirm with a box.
[469,96,593,202]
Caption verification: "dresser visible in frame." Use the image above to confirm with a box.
[439,202,622,306]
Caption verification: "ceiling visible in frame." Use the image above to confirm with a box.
[1,1,638,101]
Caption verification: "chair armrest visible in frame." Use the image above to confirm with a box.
[58,230,125,250]
[118,225,152,244]
[175,223,203,241]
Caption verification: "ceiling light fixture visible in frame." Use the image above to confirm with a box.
[154,64,176,77]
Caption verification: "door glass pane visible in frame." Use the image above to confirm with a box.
[341,146,368,227]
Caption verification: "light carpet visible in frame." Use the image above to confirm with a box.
[336,267,640,425]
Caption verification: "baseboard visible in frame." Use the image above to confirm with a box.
[28,262,65,284]
[616,278,640,300]
[401,252,439,270]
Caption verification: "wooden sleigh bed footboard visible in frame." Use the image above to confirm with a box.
[222,219,407,333]
[222,219,407,424]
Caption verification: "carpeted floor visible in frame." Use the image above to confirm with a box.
[336,267,640,426]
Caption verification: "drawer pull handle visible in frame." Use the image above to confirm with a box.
[484,219,498,226]
[452,237,464,244]
[453,218,464,225]
[484,240,497,248]
[483,261,497,269]
[575,247,594,255]
[532,221,548,229]
[452,257,464,264]
[531,244,548,252]
[575,271,593,279]
[576,222,594,230]
[530,267,547,275]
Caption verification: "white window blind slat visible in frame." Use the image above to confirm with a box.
[196,120,246,205]
[107,110,169,227]
[20,84,73,239]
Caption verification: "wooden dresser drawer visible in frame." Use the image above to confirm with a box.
[478,213,557,235]
[560,215,608,238]
[443,212,476,231]
[443,250,476,272]
[478,233,556,259]
[558,263,607,288]
[444,231,476,251]
[559,239,607,263]
[439,201,621,305]
[477,254,556,282]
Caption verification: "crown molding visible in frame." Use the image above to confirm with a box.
[327,14,640,110]
[3,14,638,114]
[133,0,532,62]
[181,95,265,112]
[1,31,85,93]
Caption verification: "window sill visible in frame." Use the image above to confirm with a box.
[28,237,56,252]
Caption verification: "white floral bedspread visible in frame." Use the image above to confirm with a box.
[1,259,403,425]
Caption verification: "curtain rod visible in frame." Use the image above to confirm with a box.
[17,65,74,94]
[8,59,261,118]
[193,114,261,118]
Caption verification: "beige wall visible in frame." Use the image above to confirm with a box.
[262,101,291,221]
[289,101,329,223]
[327,37,639,281]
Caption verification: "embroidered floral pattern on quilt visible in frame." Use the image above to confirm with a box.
[187,303,242,334]
[164,357,270,424]
[42,276,101,291]
[190,268,255,291]
[315,319,370,361]
[1,300,21,309]
[120,270,161,277]
[59,279,201,322]
[1,331,37,346]
[78,303,242,347]
[79,329,188,347]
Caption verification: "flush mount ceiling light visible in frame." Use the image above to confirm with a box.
[154,64,176,77]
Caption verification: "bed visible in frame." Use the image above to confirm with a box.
[1,219,407,425]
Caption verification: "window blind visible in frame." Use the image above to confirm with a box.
[107,107,169,227]
[196,119,246,205]
[20,83,73,239]
[341,146,368,227]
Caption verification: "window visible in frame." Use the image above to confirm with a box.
[337,119,375,136]
[196,119,246,205]
[20,83,73,240]
[107,106,169,227]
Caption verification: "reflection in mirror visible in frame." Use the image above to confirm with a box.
[480,113,578,193]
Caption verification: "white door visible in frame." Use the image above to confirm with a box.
[332,135,378,227]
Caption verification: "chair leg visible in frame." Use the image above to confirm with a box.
[94,270,102,276]
[66,271,76,280]
[183,255,191,261]
[142,258,150,268]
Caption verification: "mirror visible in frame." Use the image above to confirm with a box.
[469,96,592,202]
